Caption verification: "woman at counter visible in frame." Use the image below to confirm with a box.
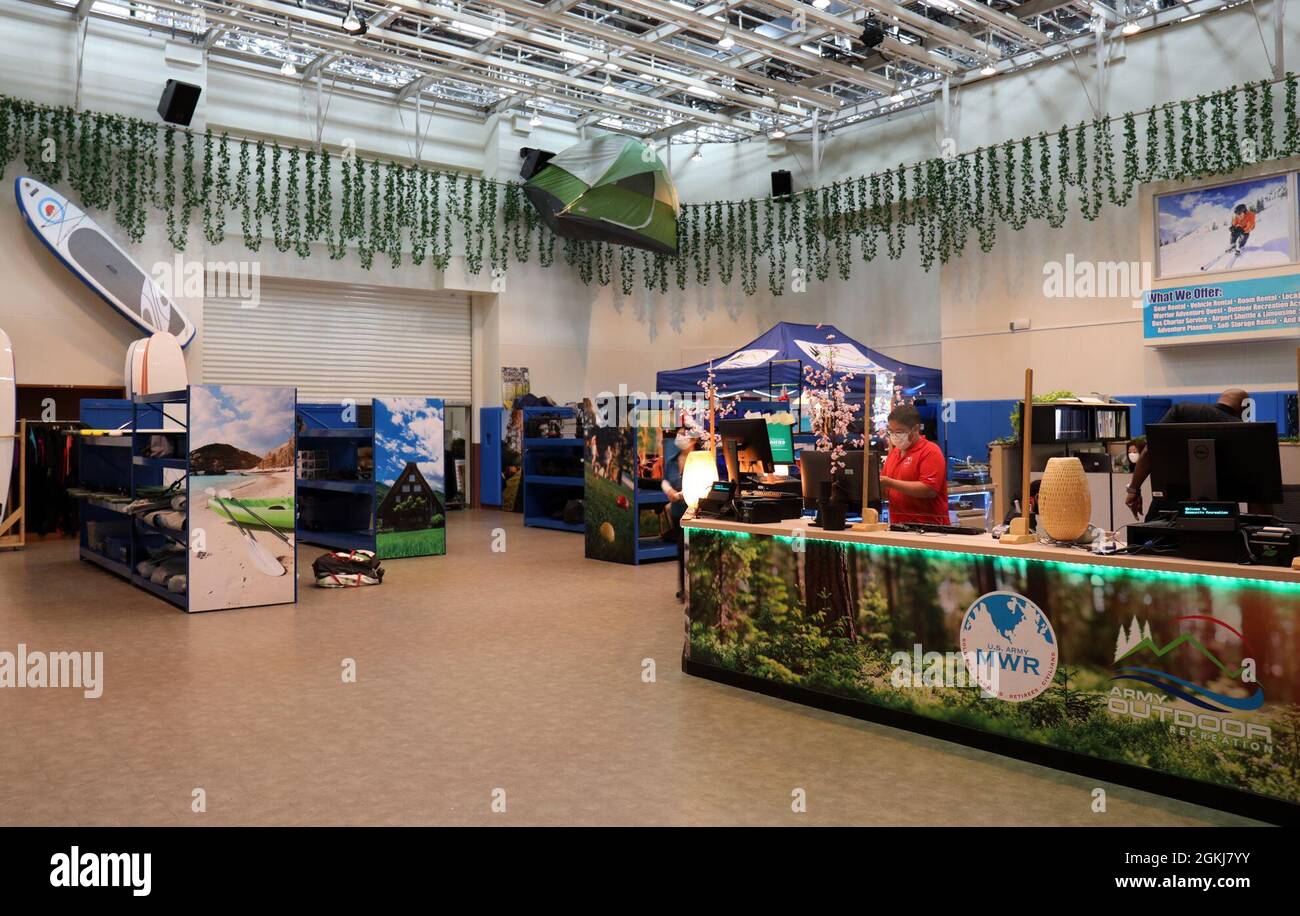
[880,404,950,526]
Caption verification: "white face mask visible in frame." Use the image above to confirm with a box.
[675,433,694,450]
[888,431,911,450]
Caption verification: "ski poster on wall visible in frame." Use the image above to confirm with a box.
[1156,173,1293,278]
[189,385,296,612]
[373,397,446,559]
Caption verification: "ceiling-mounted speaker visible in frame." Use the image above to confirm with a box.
[519,146,556,181]
[771,169,793,199]
[157,79,202,126]
[861,22,886,50]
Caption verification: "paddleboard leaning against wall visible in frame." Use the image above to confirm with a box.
[14,177,197,347]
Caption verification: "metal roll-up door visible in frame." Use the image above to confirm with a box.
[203,278,471,401]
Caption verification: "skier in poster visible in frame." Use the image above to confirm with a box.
[1229,203,1255,253]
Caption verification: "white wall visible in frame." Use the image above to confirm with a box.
[2,0,1298,421]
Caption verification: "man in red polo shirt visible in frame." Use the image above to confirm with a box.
[881,404,949,525]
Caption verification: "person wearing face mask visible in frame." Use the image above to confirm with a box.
[1125,388,1246,520]
[1124,438,1146,472]
[662,425,703,600]
[880,404,950,526]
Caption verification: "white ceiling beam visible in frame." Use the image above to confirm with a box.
[609,0,894,93]
[473,0,846,106]
[398,2,788,114]
[858,1,998,56]
[946,0,1050,45]
[161,0,761,134]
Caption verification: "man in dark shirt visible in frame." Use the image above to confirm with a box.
[1124,388,1247,519]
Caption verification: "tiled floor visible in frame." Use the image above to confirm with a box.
[0,510,1259,825]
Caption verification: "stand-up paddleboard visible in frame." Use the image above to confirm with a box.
[15,177,196,347]
[125,338,146,397]
[0,328,14,524]
[141,332,188,395]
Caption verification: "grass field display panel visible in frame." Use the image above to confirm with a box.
[373,397,446,560]
[684,526,1300,817]
[584,421,637,564]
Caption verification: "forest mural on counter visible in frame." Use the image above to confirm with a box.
[685,528,1300,807]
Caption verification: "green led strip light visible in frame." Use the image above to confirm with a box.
[689,526,1300,596]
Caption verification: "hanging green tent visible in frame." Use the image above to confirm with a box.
[523,134,680,255]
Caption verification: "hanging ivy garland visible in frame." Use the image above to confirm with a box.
[2,75,1298,297]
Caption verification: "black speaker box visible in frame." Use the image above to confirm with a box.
[519,147,556,181]
[157,79,202,127]
[771,169,793,198]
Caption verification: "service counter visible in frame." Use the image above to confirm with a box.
[682,515,1300,823]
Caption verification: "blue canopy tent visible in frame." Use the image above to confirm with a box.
[655,322,941,406]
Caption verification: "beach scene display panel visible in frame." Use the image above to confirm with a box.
[189,385,296,612]
[374,397,446,559]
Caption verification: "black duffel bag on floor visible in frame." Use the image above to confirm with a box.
[312,549,384,588]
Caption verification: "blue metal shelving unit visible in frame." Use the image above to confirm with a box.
[522,406,584,532]
[129,389,190,609]
[629,398,676,564]
[295,402,377,553]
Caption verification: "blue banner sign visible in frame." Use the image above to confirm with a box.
[1144,273,1300,343]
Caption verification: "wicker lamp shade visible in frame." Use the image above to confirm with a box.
[1038,457,1092,541]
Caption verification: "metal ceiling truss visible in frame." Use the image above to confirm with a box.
[26,0,1254,146]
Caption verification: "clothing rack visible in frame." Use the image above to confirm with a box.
[1,419,28,550]
[15,419,85,543]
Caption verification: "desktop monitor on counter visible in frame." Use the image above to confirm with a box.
[717,417,775,478]
[1146,421,1282,505]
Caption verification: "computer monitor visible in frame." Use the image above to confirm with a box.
[1147,422,1282,505]
[799,450,880,511]
[766,422,795,465]
[717,417,774,476]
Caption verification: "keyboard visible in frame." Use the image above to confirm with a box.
[890,522,985,536]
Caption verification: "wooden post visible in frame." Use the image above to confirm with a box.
[0,419,27,550]
[853,391,887,531]
[708,388,716,453]
[1002,369,1038,544]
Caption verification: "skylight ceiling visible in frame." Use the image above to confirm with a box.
[39,0,1243,145]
